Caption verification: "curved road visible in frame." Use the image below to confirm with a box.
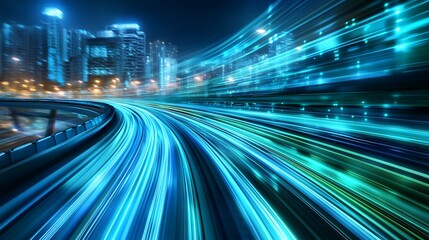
[1,100,428,239]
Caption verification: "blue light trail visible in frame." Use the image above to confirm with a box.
[0,100,428,239]
[1,0,428,238]
[169,0,429,98]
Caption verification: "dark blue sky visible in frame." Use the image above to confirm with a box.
[0,0,270,55]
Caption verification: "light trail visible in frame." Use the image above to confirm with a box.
[0,100,427,239]
[164,0,429,98]
[1,0,428,238]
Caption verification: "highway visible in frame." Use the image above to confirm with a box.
[0,100,428,239]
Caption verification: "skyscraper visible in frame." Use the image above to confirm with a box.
[42,7,65,85]
[148,41,178,93]
[88,30,123,88]
[107,24,146,85]
[64,29,94,84]
[0,23,43,84]
[268,31,294,85]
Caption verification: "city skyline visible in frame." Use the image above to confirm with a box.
[0,0,270,55]
[2,0,428,98]
[0,0,428,239]
[0,7,180,95]
[0,7,177,54]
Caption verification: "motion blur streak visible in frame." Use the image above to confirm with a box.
[170,0,429,98]
[1,100,428,239]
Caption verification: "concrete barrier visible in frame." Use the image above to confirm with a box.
[0,152,10,168]
[54,132,67,144]
[10,143,37,163]
[84,121,93,130]
[36,136,56,152]
[76,124,85,134]
[65,128,77,139]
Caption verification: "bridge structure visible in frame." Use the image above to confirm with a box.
[0,99,114,169]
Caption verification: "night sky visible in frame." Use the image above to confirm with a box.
[0,0,270,55]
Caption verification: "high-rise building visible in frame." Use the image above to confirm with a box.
[147,40,178,93]
[88,24,146,88]
[0,23,43,83]
[64,29,94,84]
[268,31,293,56]
[42,7,65,85]
[88,30,123,87]
[107,24,146,84]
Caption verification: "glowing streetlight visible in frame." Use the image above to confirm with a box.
[12,57,20,62]
[194,76,203,81]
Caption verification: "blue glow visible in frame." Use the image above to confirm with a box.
[111,24,140,30]
[0,0,428,239]
[90,46,108,57]
[42,8,63,19]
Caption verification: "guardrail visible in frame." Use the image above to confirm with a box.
[0,99,114,168]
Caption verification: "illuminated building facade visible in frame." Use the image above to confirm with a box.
[88,31,123,87]
[147,41,178,93]
[0,23,43,84]
[64,29,94,84]
[88,24,146,88]
[107,24,146,84]
[268,31,294,86]
[42,7,65,85]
